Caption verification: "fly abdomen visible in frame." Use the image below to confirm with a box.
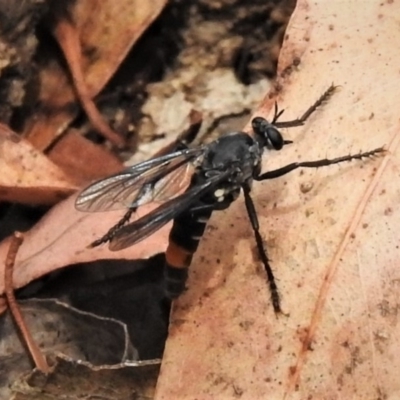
[164,203,213,298]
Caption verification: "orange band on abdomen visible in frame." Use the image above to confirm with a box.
[165,240,193,269]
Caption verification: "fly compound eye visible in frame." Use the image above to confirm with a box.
[266,127,284,150]
[251,117,284,150]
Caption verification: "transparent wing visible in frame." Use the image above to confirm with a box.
[75,147,204,212]
[109,170,231,251]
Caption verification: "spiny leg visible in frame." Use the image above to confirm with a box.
[242,183,282,314]
[90,207,136,248]
[273,84,337,128]
[255,147,384,181]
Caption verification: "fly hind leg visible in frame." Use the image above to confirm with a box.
[242,183,283,315]
[90,207,136,248]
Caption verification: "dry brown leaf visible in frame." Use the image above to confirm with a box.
[24,0,167,150]
[156,1,400,399]
[0,298,138,399]
[47,129,123,185]
[0,124,77,205]
[0,193,170,296]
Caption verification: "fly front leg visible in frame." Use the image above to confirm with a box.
[273,84,337,128]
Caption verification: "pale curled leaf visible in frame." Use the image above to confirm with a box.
[155,1,400,399]
[0,193,171,295]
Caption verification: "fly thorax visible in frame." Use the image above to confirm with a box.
[202,132,261,174]
[197,132,263,209]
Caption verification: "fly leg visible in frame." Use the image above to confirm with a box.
[255,148,384,181]
[90,207,136,248]
[272,84,337,128]
[242,183,282,315]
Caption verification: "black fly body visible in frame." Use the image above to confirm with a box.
[76,85,384,314]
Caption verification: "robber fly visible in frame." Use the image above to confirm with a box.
[75,85,384,314]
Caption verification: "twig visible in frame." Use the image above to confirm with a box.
[4,232,50,373]
[53,19,125,148]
